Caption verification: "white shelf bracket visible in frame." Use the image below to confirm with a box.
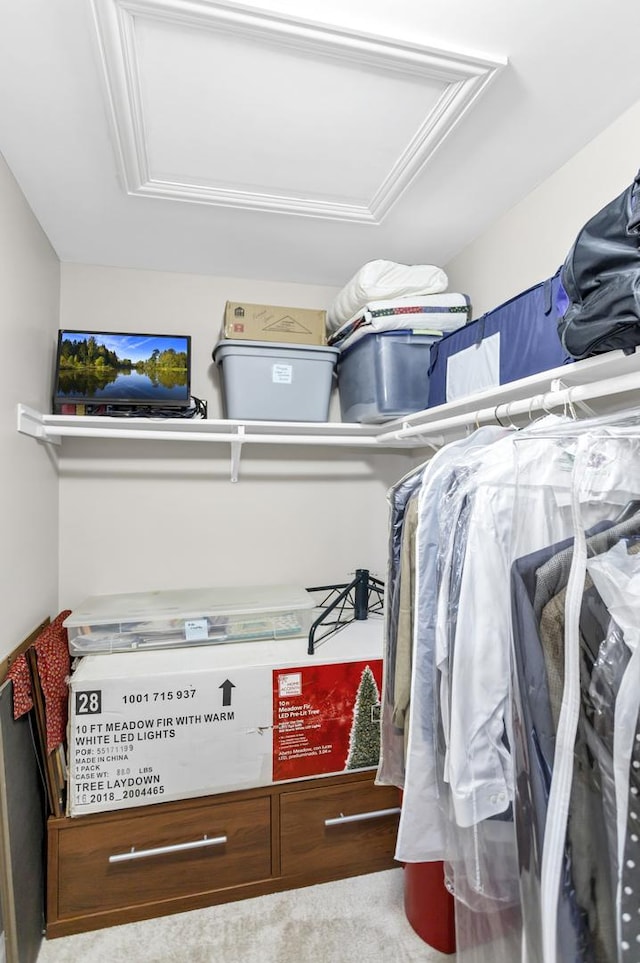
[16,404,61,445]
[230,426,245,482]
[548,377,597,419]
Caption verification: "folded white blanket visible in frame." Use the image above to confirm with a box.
[327,260,448,333]
[329,293,471,352]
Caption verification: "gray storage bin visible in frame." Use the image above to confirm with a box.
[213,340,338,421]
[337,330,439,423]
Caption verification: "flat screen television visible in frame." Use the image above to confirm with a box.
[52,330,191,413]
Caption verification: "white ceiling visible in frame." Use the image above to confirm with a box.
[1,0,640,288]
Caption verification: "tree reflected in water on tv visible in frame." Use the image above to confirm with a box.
[57,335,188,401]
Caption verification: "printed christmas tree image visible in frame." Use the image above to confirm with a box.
[345,664,381,769]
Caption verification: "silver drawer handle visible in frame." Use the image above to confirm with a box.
[108,834,228,864]
[324,806,401,827]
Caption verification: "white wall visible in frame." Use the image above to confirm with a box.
[58,265,410,609]
[445,98,640,318]
[0,154,60,661]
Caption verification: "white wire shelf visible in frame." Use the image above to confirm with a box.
[17,348,640,480]
[16,405,391,482]
[16,406,383,445]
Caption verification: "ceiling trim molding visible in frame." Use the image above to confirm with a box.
[90,0,506,223]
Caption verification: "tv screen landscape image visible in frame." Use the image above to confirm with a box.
[53,330,191,409]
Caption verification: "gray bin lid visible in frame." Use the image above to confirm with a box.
[213,339,339,364]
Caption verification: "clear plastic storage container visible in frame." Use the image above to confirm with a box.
[337,330,439,424]
[64,584,316,655]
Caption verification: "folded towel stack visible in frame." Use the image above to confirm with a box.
[327,260,471,352]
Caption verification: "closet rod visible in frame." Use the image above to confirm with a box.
[377,367,640,444]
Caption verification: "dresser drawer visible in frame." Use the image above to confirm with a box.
[280,778,400,878]
[54,795,271,918]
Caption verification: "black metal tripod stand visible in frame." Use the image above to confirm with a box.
[305,568,384,655]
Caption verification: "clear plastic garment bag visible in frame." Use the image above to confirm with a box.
[390,428,511,856]
[380,406,640,963]
[438,416,581,963]
[393,420,571,963]
[511,414,640,963]
[377,462,427,790]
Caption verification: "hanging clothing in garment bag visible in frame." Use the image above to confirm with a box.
[392,427,511,864]
[389,408,640,963]
[509,424,640,963]
[377,464,425,789]
[585,542,640,959]
[511,527,640,963]
[444,424,585,831]
[378,431,514,796]
[379,405,640,963]
[392,495,419,734]
[435,419,600,962]
[396,427,530,963]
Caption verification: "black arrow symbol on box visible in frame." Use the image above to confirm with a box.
[219,679,235,706]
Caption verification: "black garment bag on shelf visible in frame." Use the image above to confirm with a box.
[557,167,640,359]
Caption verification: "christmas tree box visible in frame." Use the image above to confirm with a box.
[66,618,383,816]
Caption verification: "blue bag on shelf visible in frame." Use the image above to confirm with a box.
[427,271,573,409]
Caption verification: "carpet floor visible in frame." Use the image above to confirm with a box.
[36,869,454,963]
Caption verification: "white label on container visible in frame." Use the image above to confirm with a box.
[446,332,500,403]
[272,363,293,384]
[184,618,208,641]
[278,672,302,697]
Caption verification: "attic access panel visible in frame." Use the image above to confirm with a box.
[91,0,505,222]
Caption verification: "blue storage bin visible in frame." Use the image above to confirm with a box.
[337,330,439,424]
[427,272,573,409]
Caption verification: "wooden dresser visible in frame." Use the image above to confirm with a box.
[46,770,401,938]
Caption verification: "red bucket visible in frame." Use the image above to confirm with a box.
[403,860,456,954]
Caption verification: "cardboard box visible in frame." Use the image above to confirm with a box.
[223,301,327,345]
[67,619,383,816]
